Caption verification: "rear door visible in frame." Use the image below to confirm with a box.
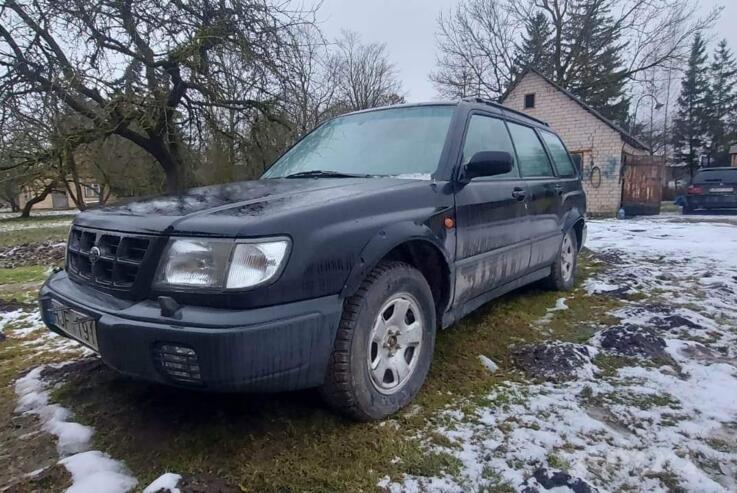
[506,121,562,270]
[453,113,531,306]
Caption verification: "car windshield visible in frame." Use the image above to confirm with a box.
[262,105,454,179]
[694,168,737,184]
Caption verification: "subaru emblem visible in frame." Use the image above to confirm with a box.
[89,246,101,264]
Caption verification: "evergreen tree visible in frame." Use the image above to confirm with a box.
[515,12,554,76]
[705,39,737,165]
[564,0,630,127]
[672,33,710,178]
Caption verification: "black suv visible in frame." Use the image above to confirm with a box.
[40,100,586,420]
[684,167,737,214]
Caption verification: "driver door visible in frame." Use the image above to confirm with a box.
[453,113,531,307]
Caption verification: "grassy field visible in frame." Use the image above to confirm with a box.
[0,218,624,492]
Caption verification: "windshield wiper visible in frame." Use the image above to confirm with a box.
[283,170,373,179]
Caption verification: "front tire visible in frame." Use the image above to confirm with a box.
[320,261,436,421]
[546,229,578,291]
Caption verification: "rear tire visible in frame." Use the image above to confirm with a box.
[546,229,578,291]
[320,261,436,421]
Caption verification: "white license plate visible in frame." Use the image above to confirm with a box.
[710,187,734,193]
[50,301,99,351]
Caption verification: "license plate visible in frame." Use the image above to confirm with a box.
[49,300,99,352]
[710,187,734,193]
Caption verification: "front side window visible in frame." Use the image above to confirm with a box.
[507,122,555,178]
[263,105,454,179]
[461,114,518,178]
[540,131,577,177]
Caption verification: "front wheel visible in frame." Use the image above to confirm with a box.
[546,229,578,291]
[320,261,436,421]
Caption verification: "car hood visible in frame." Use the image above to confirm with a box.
[75,178,433,236]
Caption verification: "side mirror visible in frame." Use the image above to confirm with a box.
[464,151,513,181]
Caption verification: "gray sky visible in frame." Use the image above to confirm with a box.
[318,0,737,102]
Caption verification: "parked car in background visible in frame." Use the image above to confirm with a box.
[684,167,737,214]
[39,100,586,420]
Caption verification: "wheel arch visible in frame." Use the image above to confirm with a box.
[341,224,453,324]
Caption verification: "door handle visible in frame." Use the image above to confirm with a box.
[512,187,526,201]
[554,184,564,196]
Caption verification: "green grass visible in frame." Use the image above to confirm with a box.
[0,265,49,285]
[0,226,70,248]
[40,254,627,492]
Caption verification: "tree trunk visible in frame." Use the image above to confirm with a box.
[20,182,55,218]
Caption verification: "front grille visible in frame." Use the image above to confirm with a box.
[67,226,155,290]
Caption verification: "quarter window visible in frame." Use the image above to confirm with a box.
[461,114,517,178]
[540,131,577,177]
[507,122,554,177]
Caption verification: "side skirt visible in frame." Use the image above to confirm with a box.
[441,266,551,328]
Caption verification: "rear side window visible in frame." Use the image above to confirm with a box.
[461,114,518,178]
[694,169,737,184]
[540,130,577,177]
[507,122,554,178]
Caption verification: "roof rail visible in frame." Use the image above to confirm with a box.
[461,96,549,127]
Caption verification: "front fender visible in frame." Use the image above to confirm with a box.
[340,220,452,298]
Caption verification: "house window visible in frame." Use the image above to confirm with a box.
[524,93,536,109]
[83,183,101,199]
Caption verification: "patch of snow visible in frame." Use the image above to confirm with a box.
[383,217,737,492]
[60,451,137,493]
[478,355,499,373]
[0,220,72,232]
[15,366,94,455]
[143,472,182,493]
[547,297,568,312]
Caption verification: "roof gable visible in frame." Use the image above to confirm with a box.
[501,67,649,151]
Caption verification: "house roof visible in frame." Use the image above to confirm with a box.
[500,67,650,151]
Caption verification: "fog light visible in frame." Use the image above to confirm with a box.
[154,343,202,384]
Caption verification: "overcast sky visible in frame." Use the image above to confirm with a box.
[318,0,737,102]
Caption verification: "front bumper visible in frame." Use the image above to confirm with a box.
[39,271,343,392]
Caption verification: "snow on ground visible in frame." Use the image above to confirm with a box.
[14,362,181,493]
[0,219,72,232]
[0,209,79,220]
[383,216,737,492]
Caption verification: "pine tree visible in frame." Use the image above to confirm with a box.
[705,39,737,165]
[672,33,710,178]
[515,12,554,76]
[564,0,630,127]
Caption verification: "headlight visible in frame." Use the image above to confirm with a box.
[154,237,290,290]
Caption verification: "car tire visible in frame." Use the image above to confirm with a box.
[320,261,436,421]
[546,229,578,291]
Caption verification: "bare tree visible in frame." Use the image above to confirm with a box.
[431,0,520,99]
[0,0,315,193]
[432,0,719,102]
[332,31,404,112]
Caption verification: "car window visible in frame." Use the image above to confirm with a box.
[461,114,518,178]
[540,130,577,177]
[507,122,555,178]
[262,105,454,179]
[694,169,737,184]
